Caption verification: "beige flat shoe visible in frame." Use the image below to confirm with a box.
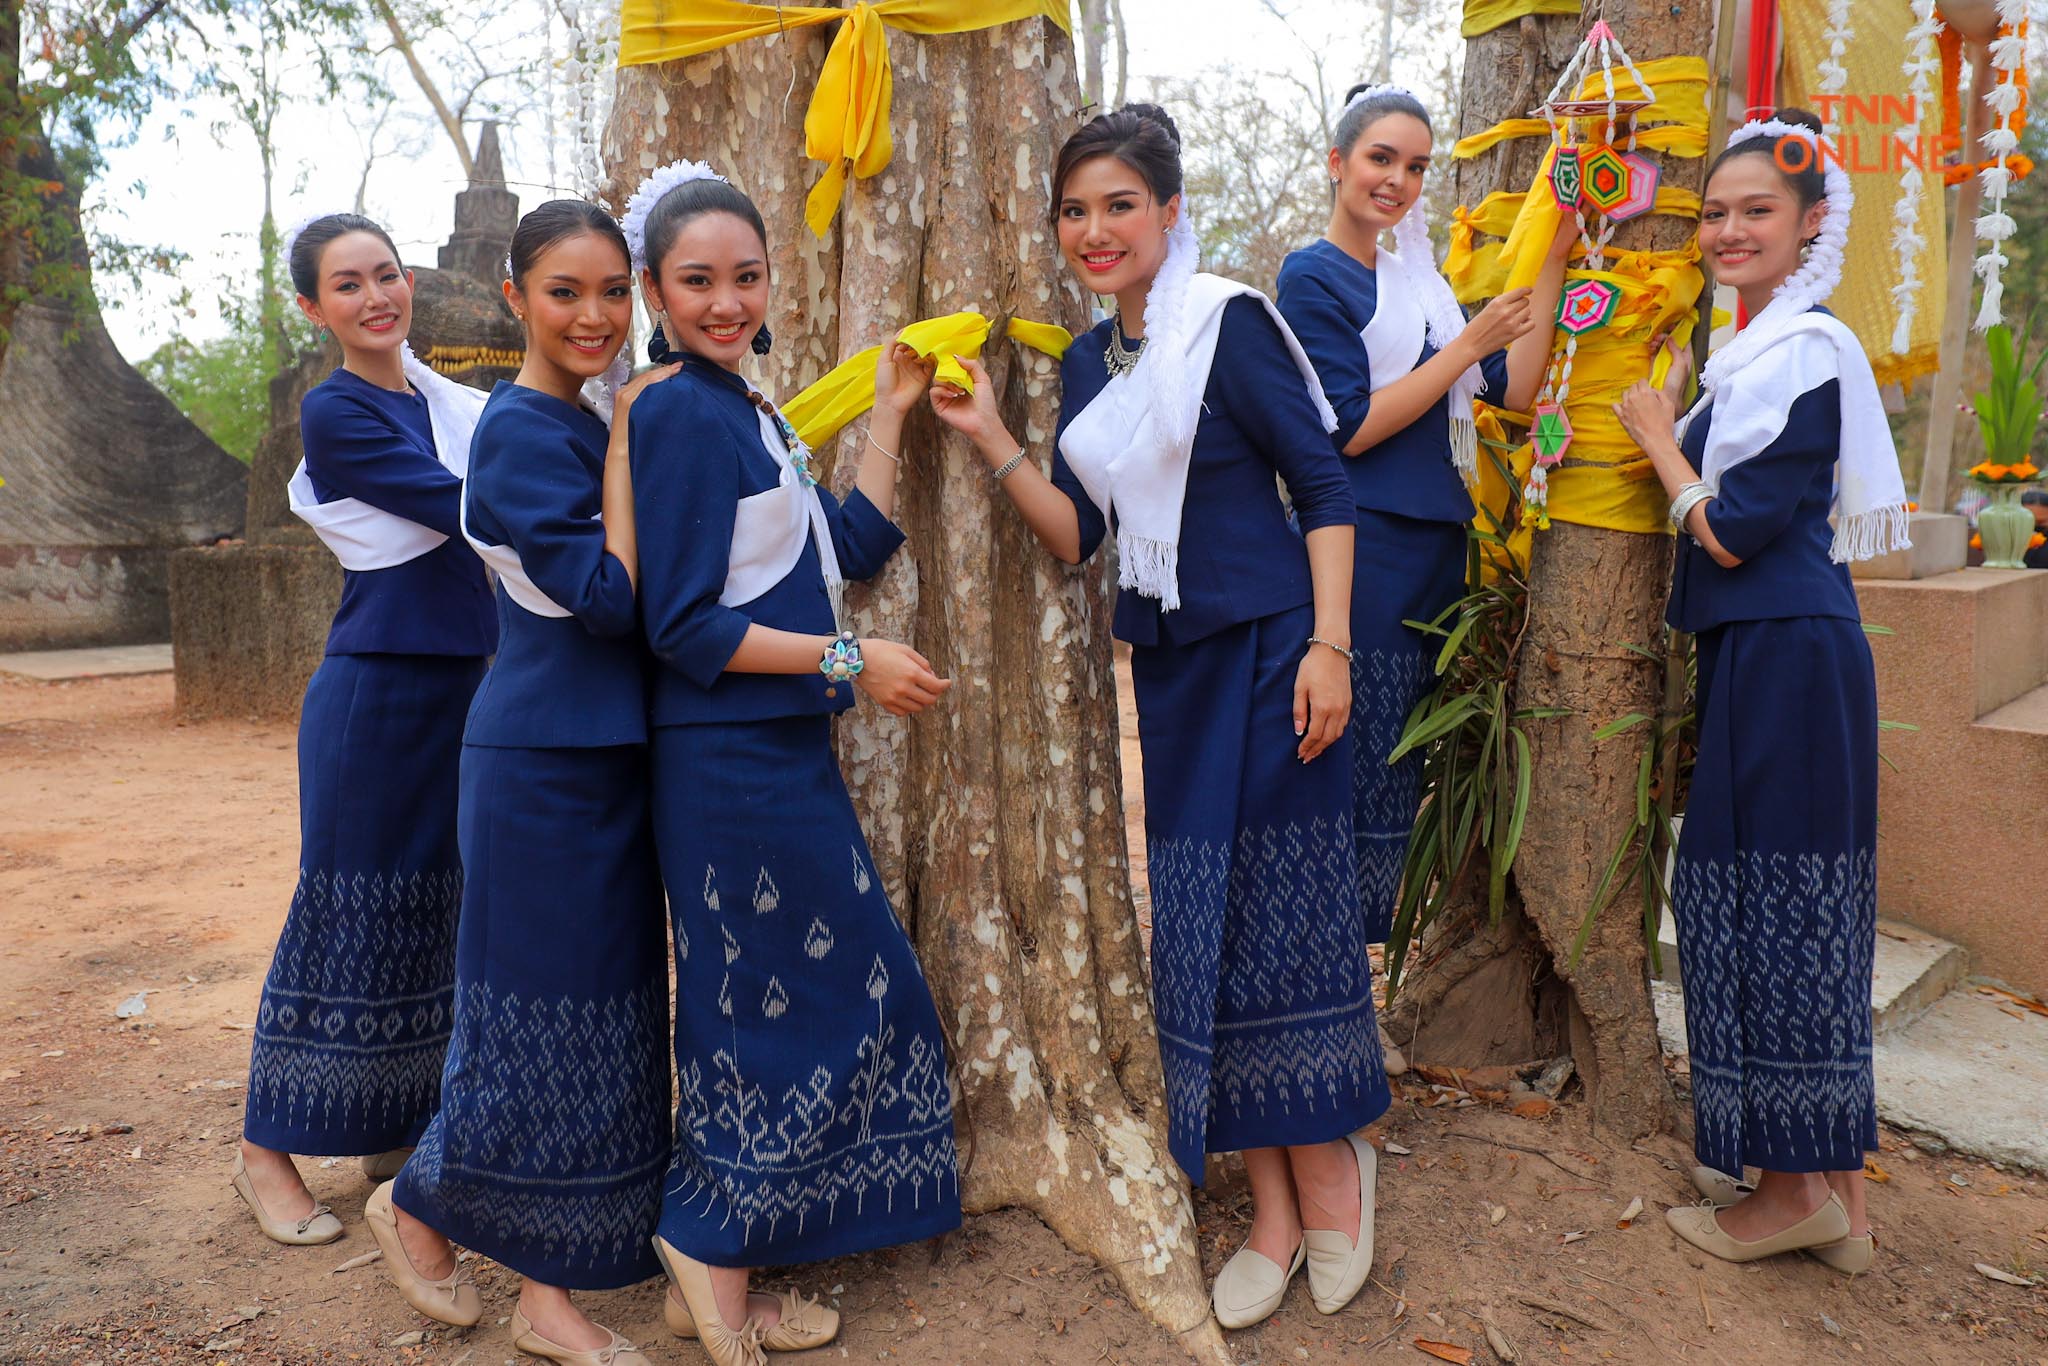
[362,1182,482,1327]
[1305,1132,1378,1314]
[1212,1238,1304,1329]
[667,1286,840,1351]
[510,1307,651,1365]
[652,1236,766,1366]
[1805,1231,1876,1276]
[1665,1192,1851,1263]
[229,1151,343,1246]
[360,1148,412,1182]
[1690,1166,1755,1208]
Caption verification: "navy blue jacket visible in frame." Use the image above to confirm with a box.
[632,358,905,726]
[300,368,497,658]
[1275,238,1509,525]
[1667,376,1860,632]
[460,383,647,748]
[1052,296,1356,648]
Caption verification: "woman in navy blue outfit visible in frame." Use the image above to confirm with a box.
[623,163,956,1366]
[363,201,680,1366]
[236,214,495,1248]
[931,106,1384,1331]
[1615,108,1908,1277]
[1276,84,1570,947]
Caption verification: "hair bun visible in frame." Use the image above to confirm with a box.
[1772,106,1825,134]
[1119,102,1181,150]
[1343,81,1375,105]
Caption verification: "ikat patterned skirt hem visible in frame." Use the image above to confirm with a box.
[1132,603,1391,1180]
[244,653,483,1156]
[651,716,961,1268]
[1348,509,1468,943]
[394,744,671,1290]
[1673,616,1878,1176]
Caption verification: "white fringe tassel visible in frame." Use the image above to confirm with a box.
[1832,503,1914,564]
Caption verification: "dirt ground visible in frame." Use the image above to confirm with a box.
[2,673,2046,1366]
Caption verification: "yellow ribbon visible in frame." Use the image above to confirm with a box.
[780,311,1074,450]
[1451,57,1710,162]
[1461,0,1579,39]
[617,0,1073,237]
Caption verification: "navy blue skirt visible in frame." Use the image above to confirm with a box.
[1349,509,1468,942]
[1132,602,1390,1180]
[244,652,483,1155]
[650,715,961,1267]
[394,743,671,1289]
[1673,616,1879,1174]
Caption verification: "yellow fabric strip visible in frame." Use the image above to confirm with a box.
[1461,0,1578,39]
[1452,57,1711,163]
[618,0,1072,236]
[1454,119,1706,160]
[780,311,1072,451]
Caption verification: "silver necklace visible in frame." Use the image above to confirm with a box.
[1105,316,1145,379]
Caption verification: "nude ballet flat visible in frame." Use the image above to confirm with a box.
[1305,1132,1378,1314]
[667,1286,840,1351]
[1806,1232,1876,1276]
[1690,1166,1755,1207]
[360,1148,411,1182]
[510,1307,652,1365]
[362,1182,482,1327]
[1211,1238,1304,1329]
[1665,1191,1851,1263]
[652,1236,767,1366]
[229,1151,343,1246]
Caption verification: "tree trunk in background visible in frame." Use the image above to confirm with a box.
[1410,2,1711,1137]
[605,15,1229,1362]
[2,0,27,378]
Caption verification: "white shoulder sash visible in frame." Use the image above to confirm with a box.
[459,483,576,619]
[721,399,843,617]
[1359,250,1427,392]
[288,347,487,571]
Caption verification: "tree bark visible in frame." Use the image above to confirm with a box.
[371,0,477,181]
[605,14,1229,1362]
[1429,2,1712,1137]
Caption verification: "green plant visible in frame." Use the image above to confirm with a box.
[1970,315,2048,471]
[1383,441,1568,993]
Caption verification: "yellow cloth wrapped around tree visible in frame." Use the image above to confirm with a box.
[1451,56,1710,161]
[617,0,1072,237]
[1462,0,1578,39]
[780,312,1074,451]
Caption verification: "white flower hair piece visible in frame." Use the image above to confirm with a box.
[1699,118,1853,396]
[281,208,356,273]
[1335,83,1484,478]
[621,159,729,274]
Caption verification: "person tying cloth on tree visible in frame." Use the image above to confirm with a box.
[1614,106,1910,1276]
[928,103,1389,1330]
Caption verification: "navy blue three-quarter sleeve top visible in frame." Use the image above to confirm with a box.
[1051,295,1356,648]
[631,358,906,727]
[1666,371,1860,634]
[299,369,497,658]
[459,382,647,749]
[1275,238,1509,525]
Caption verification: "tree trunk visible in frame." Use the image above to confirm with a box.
[1,0,26,376]
[1077,0,1105,109]
[1421,1,1712,1137]
[605,14,1229,1363]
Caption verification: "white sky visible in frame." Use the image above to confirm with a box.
[92,0,1451,362]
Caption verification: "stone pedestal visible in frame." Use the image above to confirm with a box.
[170,545,339,720]
[1857,567,2048,995]
[1851,511,1969,581]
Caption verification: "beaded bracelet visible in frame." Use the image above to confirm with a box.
[991,447,1027,481]
[1307,635,1354,661]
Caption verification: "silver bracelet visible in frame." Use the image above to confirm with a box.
[990,447,1027,481]
[866,431,901,464]
[1307,635,1354,661]
[1668,481,1713,531]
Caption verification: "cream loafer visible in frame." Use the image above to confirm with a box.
[229,1151,343,1246]
[667,1286,840,1351]
[1690,1166,1755,1207]
[360,1148,412,1182]
[651,1236,767,1366]
[1212,1239,1304,1329]
[1305,1132,1378,1314]
[509,1307,651,1365]
[1806,1232,1876,1276]
[362,1182,482,1327]
[1665,1192,1851,1263]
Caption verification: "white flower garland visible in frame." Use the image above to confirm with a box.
[1816,0,1854,114]
[1891,0,1942,355]
[1972,0,2030,331]
[621,159,730,274]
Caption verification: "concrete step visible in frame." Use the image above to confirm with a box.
[1655,913,1968,1036]
[1975,679,2048,735]
[0,643,173,681]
